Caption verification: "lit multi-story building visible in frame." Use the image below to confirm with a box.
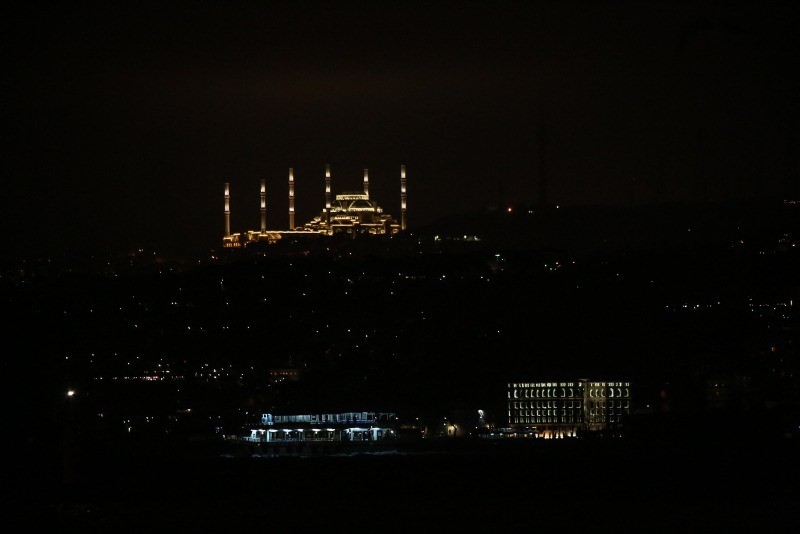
[507,379,632,438]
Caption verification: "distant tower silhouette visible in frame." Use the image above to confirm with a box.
[696,126,708,202]
[497,179,505,210]
[754,138,765,199]
[538,99,548,207]
[784,120,799,200]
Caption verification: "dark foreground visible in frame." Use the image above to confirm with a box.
[10,435,800,532]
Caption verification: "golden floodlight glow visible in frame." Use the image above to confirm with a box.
[288,168,295,229]
[260,179,267,232]
[325,164,332,217]
[224,162,405,241]
[224,182,231,237]
[400,164,407,230]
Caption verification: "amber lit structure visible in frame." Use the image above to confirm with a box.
[223,165,406,247]
[507,379,631,438]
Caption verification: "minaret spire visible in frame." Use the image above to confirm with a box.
[400,165,407,230]
[224,182,231,237]
[325,164,332,228]
[260,179,266,233]
[288,168,295,229]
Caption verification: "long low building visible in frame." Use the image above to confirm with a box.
[508,379,631,438]
[245,411,398,443]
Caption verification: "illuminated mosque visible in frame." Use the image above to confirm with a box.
[223,164,407,247]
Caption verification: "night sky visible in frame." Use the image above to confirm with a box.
[4,1,798,257]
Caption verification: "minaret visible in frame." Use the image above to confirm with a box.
[260,179,266,233]
[400,165,407,230]
[363,168,369,198]
[288,168,295,229]
[325,164,331,227]
[224,182,231,237]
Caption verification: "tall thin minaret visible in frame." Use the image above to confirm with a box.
[325,164,331,227]
[224,182,231,237]
[400,164,407,230]
[363,168,369,198]
[288,168,295,229]
[260,179,266,233]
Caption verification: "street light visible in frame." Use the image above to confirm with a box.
[63,388,77,485]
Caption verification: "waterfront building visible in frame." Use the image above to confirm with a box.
[508,379,631,438]
[245,411,397,443]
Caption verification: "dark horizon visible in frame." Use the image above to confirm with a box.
[4,0,799,258]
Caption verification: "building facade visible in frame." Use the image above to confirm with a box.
[245,411,397,443]
[508,379,631,438]
[300,192,399,235]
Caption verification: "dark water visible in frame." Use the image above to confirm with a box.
[11,437,800,531]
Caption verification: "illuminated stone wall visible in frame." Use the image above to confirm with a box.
[507,379,631,437]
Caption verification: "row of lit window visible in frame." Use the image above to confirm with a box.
[510,401,583,409]
[510,402,629,413]
[511,388,582,399]
[514,410,583,423]
[588,401,630,409]
[511,388,630,400]
[262,412,395,425]
[510,382,580,388]
[513,417,568,424]
[589,408,630,417]
[514,409,586,418]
